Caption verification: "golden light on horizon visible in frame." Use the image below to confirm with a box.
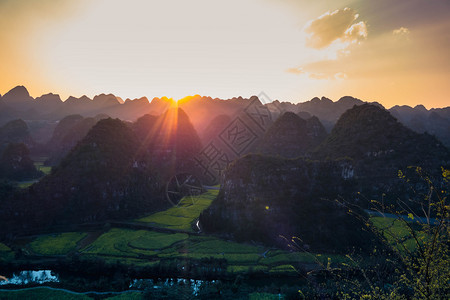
[0,0,449,108]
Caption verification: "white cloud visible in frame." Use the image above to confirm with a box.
[286,67,304,75]
[304,8,367,49]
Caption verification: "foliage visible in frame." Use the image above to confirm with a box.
[339,167,450,299]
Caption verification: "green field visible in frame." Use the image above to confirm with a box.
[82,228,188,259]
[16,180,38,189]
[136,189,219,231]
[29,232,87,255]
[15,159,52,189]
[79,227,345,274]
[370,216,428,253]
[13,190,350,276]
[34,161,52,175]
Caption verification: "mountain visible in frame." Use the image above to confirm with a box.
[1,85,448,146]
[132,113,158,144]
[145,107,203,177]
[314,104,449,204]
[0,119,35,150]
[315,104,448,162]
[120,97,151,120]
[45,114,110,166]
[176,95,261,139]
[258,112,327,158]
[389,105,450,147]
[0,118,166,235]
[305,115,328,143]
[1,86,34,111]
[296,96,369,131]
[34,93,63,113]
[199,154,379,253]
[200,114,232,145]
[0,143,42,181]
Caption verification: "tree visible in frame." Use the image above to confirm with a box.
[344,167,449,299]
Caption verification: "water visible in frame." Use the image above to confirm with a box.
[0,270,215,296]
[0,270,58,286]
[129,278,217,296]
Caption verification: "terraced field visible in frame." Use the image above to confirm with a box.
[19,189,350,276]
[30,232,87,256]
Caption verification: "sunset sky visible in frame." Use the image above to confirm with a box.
[1,0,449,108]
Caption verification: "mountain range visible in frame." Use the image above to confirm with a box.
[1,86,449,147]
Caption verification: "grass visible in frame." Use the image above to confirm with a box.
[136,189,219,231]
[29,232,87,255]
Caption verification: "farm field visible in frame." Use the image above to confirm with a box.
[11,189,351,276]
[370,216,429,253]
[136,189,219,231]
[29,232,87,256]
[34,161,52,175]
[15,158,52,189]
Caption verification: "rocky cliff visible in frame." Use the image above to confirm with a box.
[199,154,377,253]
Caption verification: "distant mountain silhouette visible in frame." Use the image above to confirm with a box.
[0,119,35,150]
[296,96,368,131]
[145,107,203,177]
[389,105,450,147]
[200,114,232,145]
[35,93,63,113]
[0,85,448,147]
[45,114,110,166]
[258,112,327,158]
[1,86,34,111]
[132,113,158,144]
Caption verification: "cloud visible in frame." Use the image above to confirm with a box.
[286,63,348,80]
[393,27,410,41]
[308,71,347,80]
[286,67,304,75]
[304,8,367,49]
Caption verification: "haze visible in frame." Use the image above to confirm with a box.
[1,0,449,108]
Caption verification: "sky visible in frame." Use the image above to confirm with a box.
[0,0,449,108]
